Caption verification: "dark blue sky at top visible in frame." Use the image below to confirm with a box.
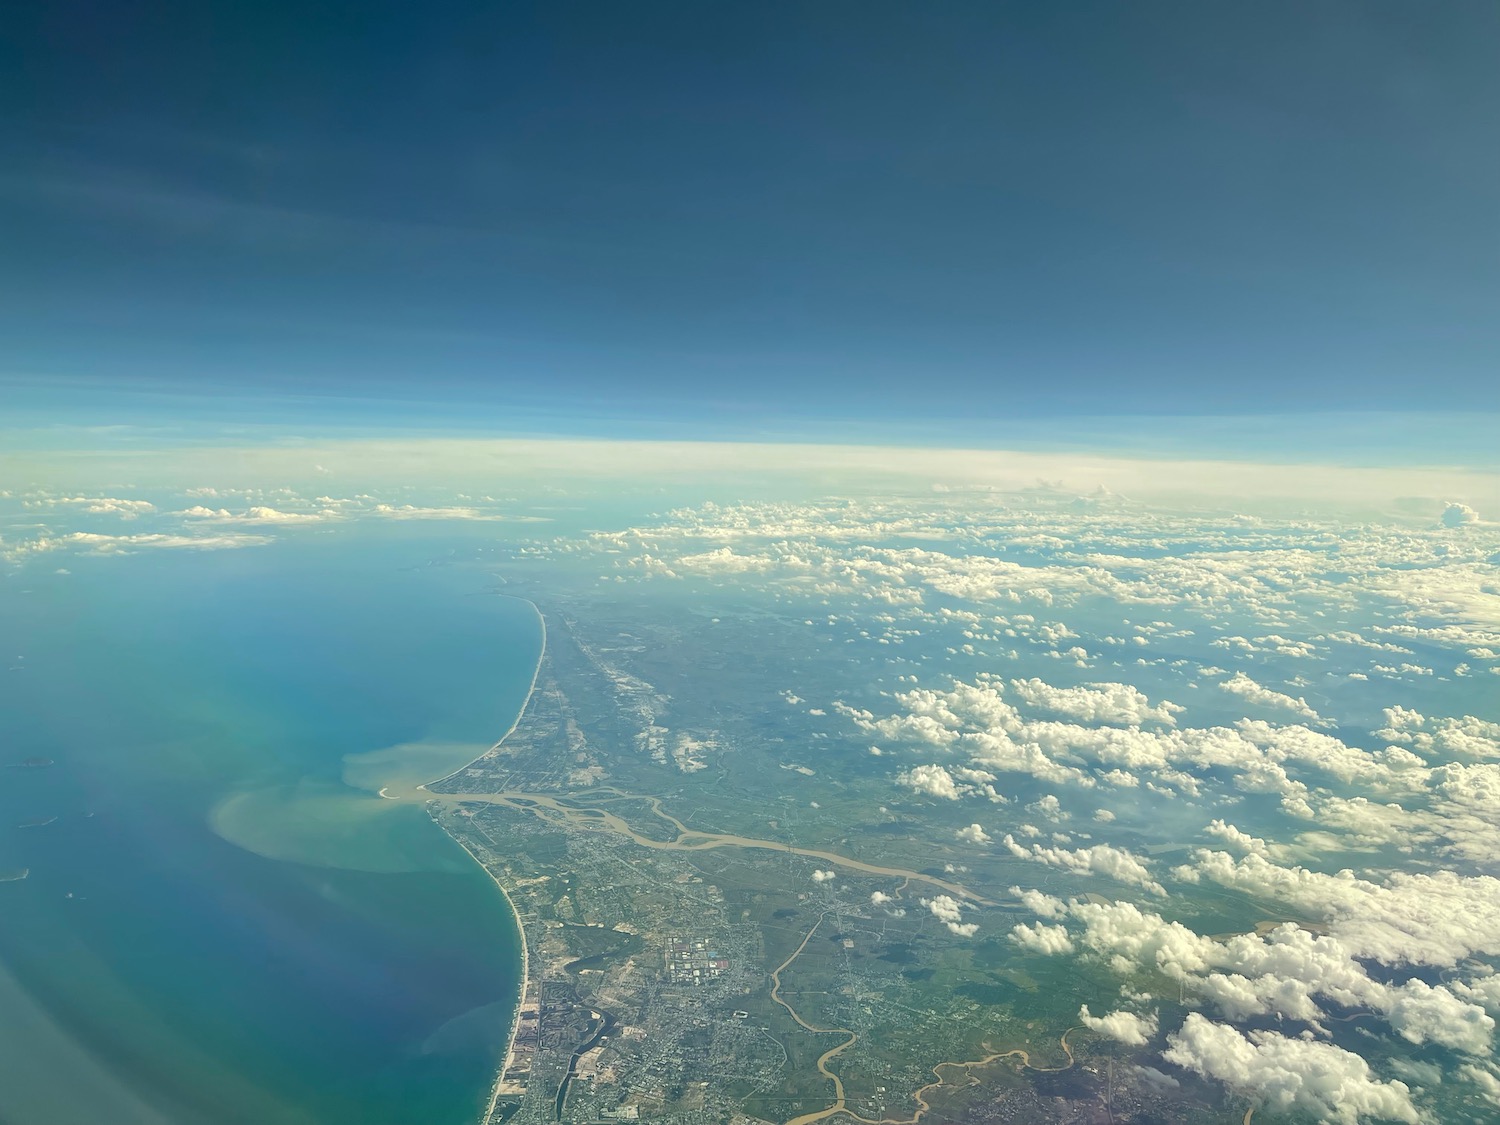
[3,1,1498,437]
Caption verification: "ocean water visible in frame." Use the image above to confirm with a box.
[0,527,540,1125]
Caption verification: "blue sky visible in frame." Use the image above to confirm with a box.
[4,2,1498,440]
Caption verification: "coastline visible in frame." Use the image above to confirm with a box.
[425,596,547,794]
[422,595,546,1125]
[453,831,532,1125]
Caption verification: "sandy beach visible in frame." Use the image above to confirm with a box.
[422,596,546,1124]
[473,856,531,1123]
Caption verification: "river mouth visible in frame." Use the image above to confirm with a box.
[0,541,543,1125]
[207,739,495,874]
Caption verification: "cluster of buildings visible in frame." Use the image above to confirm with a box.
[666,935,730,985]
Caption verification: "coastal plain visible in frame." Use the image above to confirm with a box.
[419,603,1237,1125]
[403,491,1500,1125]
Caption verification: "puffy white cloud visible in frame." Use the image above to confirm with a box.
[1382,979,1495,1056]
[8,531,274,559]
[674,547,779,574]
[1180,852,1500,968]
[1012,887,1066,918]
[923,895,965,925]
[1060,899,1218,980]
[922,894,979,936]
[1019,887,1497,1057]
[1389,712,1500,760]
[504,489,1500,1112]
[1379,706,1426,737]
[177,505,328,524]
[811,869,836,883]
[1003,835,1166,897]
[1219,672,1325,725]
[1442,502,1480,528]
[1078,1005,1157,1046]
[1008,678,1183,727]
[1027,794,1063,819]
[845,669,1449,817]
[1010,921,1074,955]
[369,503,510,521]
[1163,1014,1421,1125]
[28,495,155,518]
[1207,930,1492,1054]
[895,763,960,799]
[870,891,893,906]
[1203,819,1270,856]
[1235,721,1408,787]
[838,699,961,748]
[246,506,325,523]
[1452,972,1500,1015]
[956,823,991,844]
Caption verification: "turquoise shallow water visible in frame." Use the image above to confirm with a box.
[0,527,539,1125]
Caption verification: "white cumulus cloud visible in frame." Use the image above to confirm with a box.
[1003,835,1166,896]
[1163,1014,1421,1125]
[896,763,961,799]
[1078,1005,1157,1046]
[922,894,979,937]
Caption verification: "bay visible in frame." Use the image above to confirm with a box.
[0,526,539,1125]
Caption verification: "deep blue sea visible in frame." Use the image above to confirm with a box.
[0,526,540,1125]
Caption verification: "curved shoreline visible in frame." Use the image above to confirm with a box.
[411,597,1010,1124]
[452,831,533,1125]
[421,595,546,1125]
[426,597,547,793]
